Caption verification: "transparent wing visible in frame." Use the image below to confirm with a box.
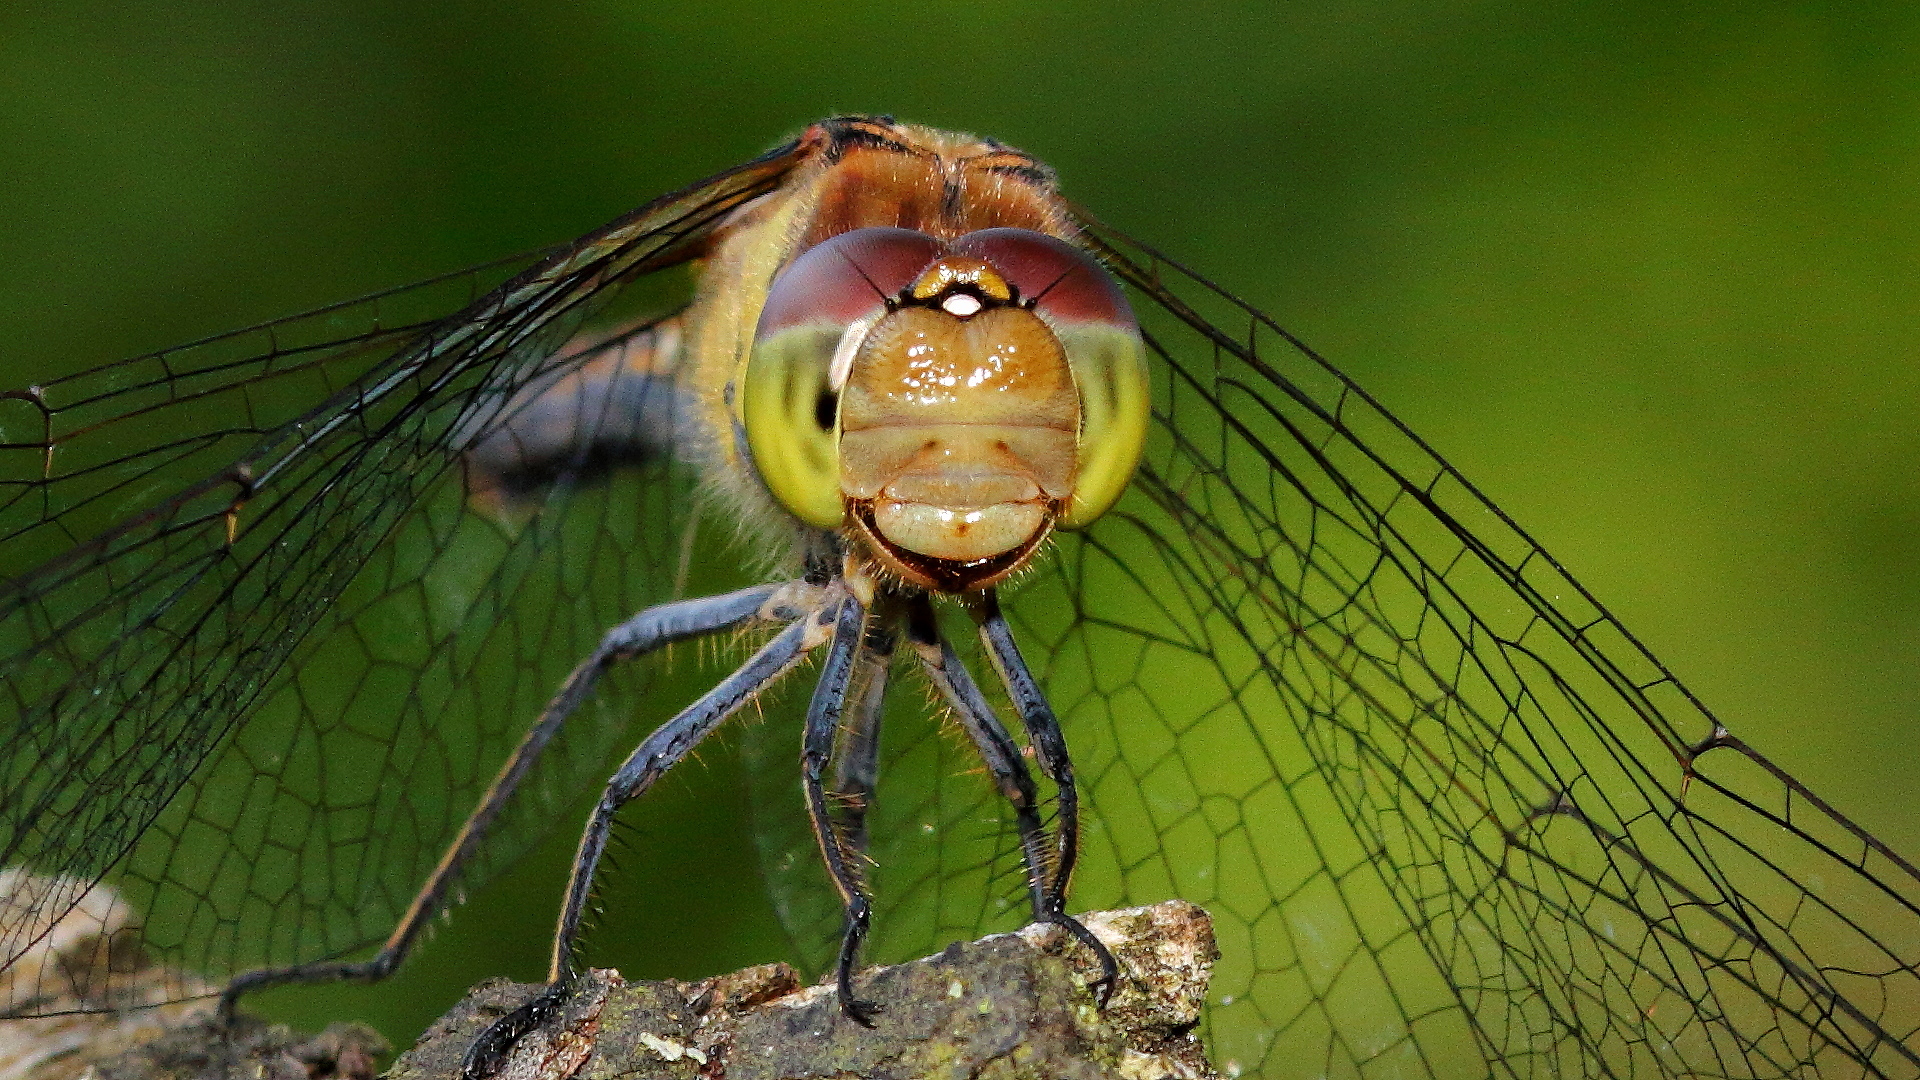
[751,217,1920,1079]
[0,144,799,1014]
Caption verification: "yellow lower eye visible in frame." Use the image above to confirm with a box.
[741,324,846,527]
[1058,323,1150,529]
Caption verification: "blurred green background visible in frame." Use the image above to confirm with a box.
[4,0,1918,1056]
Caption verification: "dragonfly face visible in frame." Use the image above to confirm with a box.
[3,115,1917,1080]
[741,223,1148,590]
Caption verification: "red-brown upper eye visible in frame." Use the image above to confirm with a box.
[949,228,1136,326]
[755,227,941,336]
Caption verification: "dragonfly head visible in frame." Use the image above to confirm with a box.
[742,227,1149,592]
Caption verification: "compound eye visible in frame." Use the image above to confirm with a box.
[755,227,941,335]
[949,228,1137,325]
[743,228,941,528]
[951,229,1149,528]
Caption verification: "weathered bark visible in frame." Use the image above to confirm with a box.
[6,1011,390,1080]
[389,902,1219,1080]
[2,868,1218,1080]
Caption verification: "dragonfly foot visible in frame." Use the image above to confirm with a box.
[461,982,571,1080]
[1051,911,1120,1007]
[837,990,883,1028]
[1086,969,1117,1008]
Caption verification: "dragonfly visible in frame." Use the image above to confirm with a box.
[1,114,1916,1079]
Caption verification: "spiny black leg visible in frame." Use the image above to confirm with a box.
[831,618,895,861]
[459,982,572,1080]
[799,594,879,1025]
[905,597,1051,922]
[218,583,789,1017]
[974,591,1120,1004]
[462,601,832,1080]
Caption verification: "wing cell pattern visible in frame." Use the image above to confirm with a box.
[0,150,796,1013]
[998,220,1918,1077]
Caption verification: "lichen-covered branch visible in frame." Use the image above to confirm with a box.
[1,867,1218,1080]
[389,902,1220,1080]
